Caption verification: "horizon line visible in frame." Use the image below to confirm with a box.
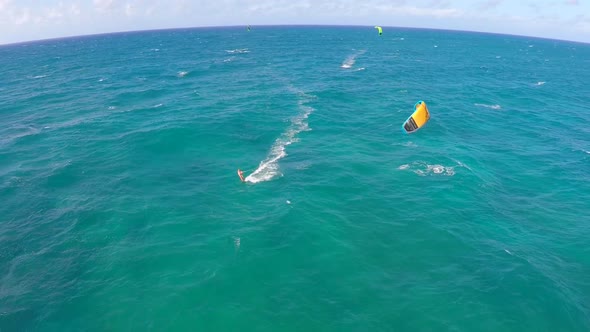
[1,24,588,47]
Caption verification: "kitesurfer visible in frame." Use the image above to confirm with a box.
[237,169,245,182]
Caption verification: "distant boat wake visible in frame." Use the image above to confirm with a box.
[341,49,366,69]
[245,90,315,184]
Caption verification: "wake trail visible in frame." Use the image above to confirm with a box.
[245,90,315,184]
[341,49,366,69]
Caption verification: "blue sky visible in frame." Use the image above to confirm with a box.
[0,0,588,44]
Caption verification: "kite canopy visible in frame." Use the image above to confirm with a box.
[374,26,383,35]
[402,101,430,134]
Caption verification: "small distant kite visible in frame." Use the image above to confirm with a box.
[402,101,430,134]
[374,26,383,35]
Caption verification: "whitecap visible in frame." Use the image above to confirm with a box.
[536,81,546,86]
[398,161,456,176]
[341,49,366,69]
[177,71,189,77]
[431,165,444,174]
[153,103,163,108]
[226,48,249,54]
[108,106,116,110]
[474,103,501,110]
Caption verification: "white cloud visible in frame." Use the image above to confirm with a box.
[46,8,64,20]
[373,5,463,18]
[478,0,504,11]
[69,3,81,16]
[125,3,134,16]
[94,0,116,12]
[14,7,31,25]
[0,0,13,11]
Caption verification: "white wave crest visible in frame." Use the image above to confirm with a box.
[341,50,366,69]
[474,103,501,110]
[536,81,546,86]
[245,93,315,184]
[226,48,249,54]
[178,71,189,77]
[398,161,458,176]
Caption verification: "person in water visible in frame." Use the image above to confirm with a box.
[237,169,245,182]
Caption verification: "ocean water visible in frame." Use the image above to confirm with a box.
[1,26,590,331]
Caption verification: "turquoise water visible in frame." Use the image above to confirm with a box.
[1,26,590,331]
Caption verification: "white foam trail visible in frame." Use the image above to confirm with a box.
[474,103,501,110]
[226,48,249,54]
[341,50,366,69]
[398,161,456,176]
[245,93,315,184]
[33,75,47,79]
[153,103,163,108]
